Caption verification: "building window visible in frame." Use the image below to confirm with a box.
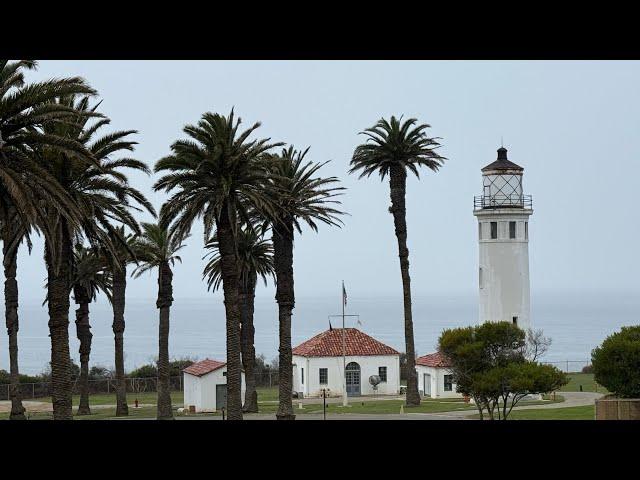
[513,316,518,326]
[525,222,528,240]
[378,366,387,382]
[479,267,484,289]
[301,367,304,385]
[509,221,516,239]
[222,371,227,376]
[490,222,497,239]
[444,375,453,392]
[319,368,328,385]
[478,222,482,240]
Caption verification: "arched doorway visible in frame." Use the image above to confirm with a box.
[345,362,361,397]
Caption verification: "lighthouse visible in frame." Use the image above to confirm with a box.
[474,147,533,331]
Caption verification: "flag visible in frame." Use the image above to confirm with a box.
[342,282,347,307]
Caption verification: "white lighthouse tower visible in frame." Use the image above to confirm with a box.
[474,147,533,330]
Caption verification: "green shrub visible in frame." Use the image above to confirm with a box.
[592,326,640,398]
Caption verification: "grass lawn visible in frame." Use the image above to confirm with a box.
[559,373,607,394]
[501,405,595,420]
[30,391,185,407]
[306,399,476,415]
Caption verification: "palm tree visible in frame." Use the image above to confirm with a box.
[131,222,186,420]
[266,146,344,420]
[71,244,112,415]
[350,115,445,406]
[1,60,97,420]
[105,226,141,417]
[0,213,31,420]
[154,109,282,420]
[203,223,274,412]
[35,95,154,419]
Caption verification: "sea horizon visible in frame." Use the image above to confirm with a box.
[1,290,638,376]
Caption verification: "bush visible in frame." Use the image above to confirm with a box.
[592,326,640,398]
[581,364,593,374]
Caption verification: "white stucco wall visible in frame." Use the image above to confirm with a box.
[183,367,246,412]
[474,208,533,331]
[416,365,462,399]
[292,354,400,397]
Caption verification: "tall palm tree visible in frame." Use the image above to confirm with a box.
[1,60,97,420]
[36,96,154,419]
[71,244,112,415]
[203,223,274,412]
[105,226,141,417]
[266,146,344,420]
[350,115,445,406]
[154,109,282,420]
[131,222,186,420]
[0,213,31,420]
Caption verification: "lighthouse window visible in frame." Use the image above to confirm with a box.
[478,222,482,240]
[490,222,497,239]
[509,221,516,239]
[525,222,528,240]
[479,267,484,289]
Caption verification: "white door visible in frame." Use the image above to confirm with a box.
[424,374,431,397]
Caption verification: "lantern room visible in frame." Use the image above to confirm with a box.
[474,147,531,209]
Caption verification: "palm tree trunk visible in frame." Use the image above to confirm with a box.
[216,208,243,420]
[240,273,258,413]
[112,267,128,416]
[156,260,173,420]
[389,165,420,406]
[73,284,92,415]
[45,233,74,420]
[3,238,26,420]
[273,224,295,420]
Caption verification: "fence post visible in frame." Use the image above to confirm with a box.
[32,383,35,399]
[269,372,272,388]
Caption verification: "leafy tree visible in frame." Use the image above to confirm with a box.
[132,222,187,419]
[204,223,274,412]
[439,322,567,420]
[154,109,282,420]
[350,115,446,406]
[592,326,640,398]
[264,146,344,419]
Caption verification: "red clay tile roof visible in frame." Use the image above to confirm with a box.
[183,359,226,377]
[292,328,399,357]
[416,352,451,368]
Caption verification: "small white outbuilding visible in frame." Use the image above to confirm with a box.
[183,359,246,413]
[292,328,400,398]
[416,352,463,399]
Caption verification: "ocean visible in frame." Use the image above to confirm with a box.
[1,292,638,375]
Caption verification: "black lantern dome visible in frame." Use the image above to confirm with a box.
[474,147,531,209]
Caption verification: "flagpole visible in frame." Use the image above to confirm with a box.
[342,280,348,407]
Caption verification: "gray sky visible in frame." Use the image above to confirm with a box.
[8,61,640,302]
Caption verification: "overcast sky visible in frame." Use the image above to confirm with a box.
[7,61,640,302]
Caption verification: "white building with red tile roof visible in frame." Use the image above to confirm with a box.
[415,352,462,399]
[183,359,245,412]
[292,328,400,398]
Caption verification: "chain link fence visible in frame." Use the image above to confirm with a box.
[1,371,281,402]
[0,376,183,402]
[540,360,591,373]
